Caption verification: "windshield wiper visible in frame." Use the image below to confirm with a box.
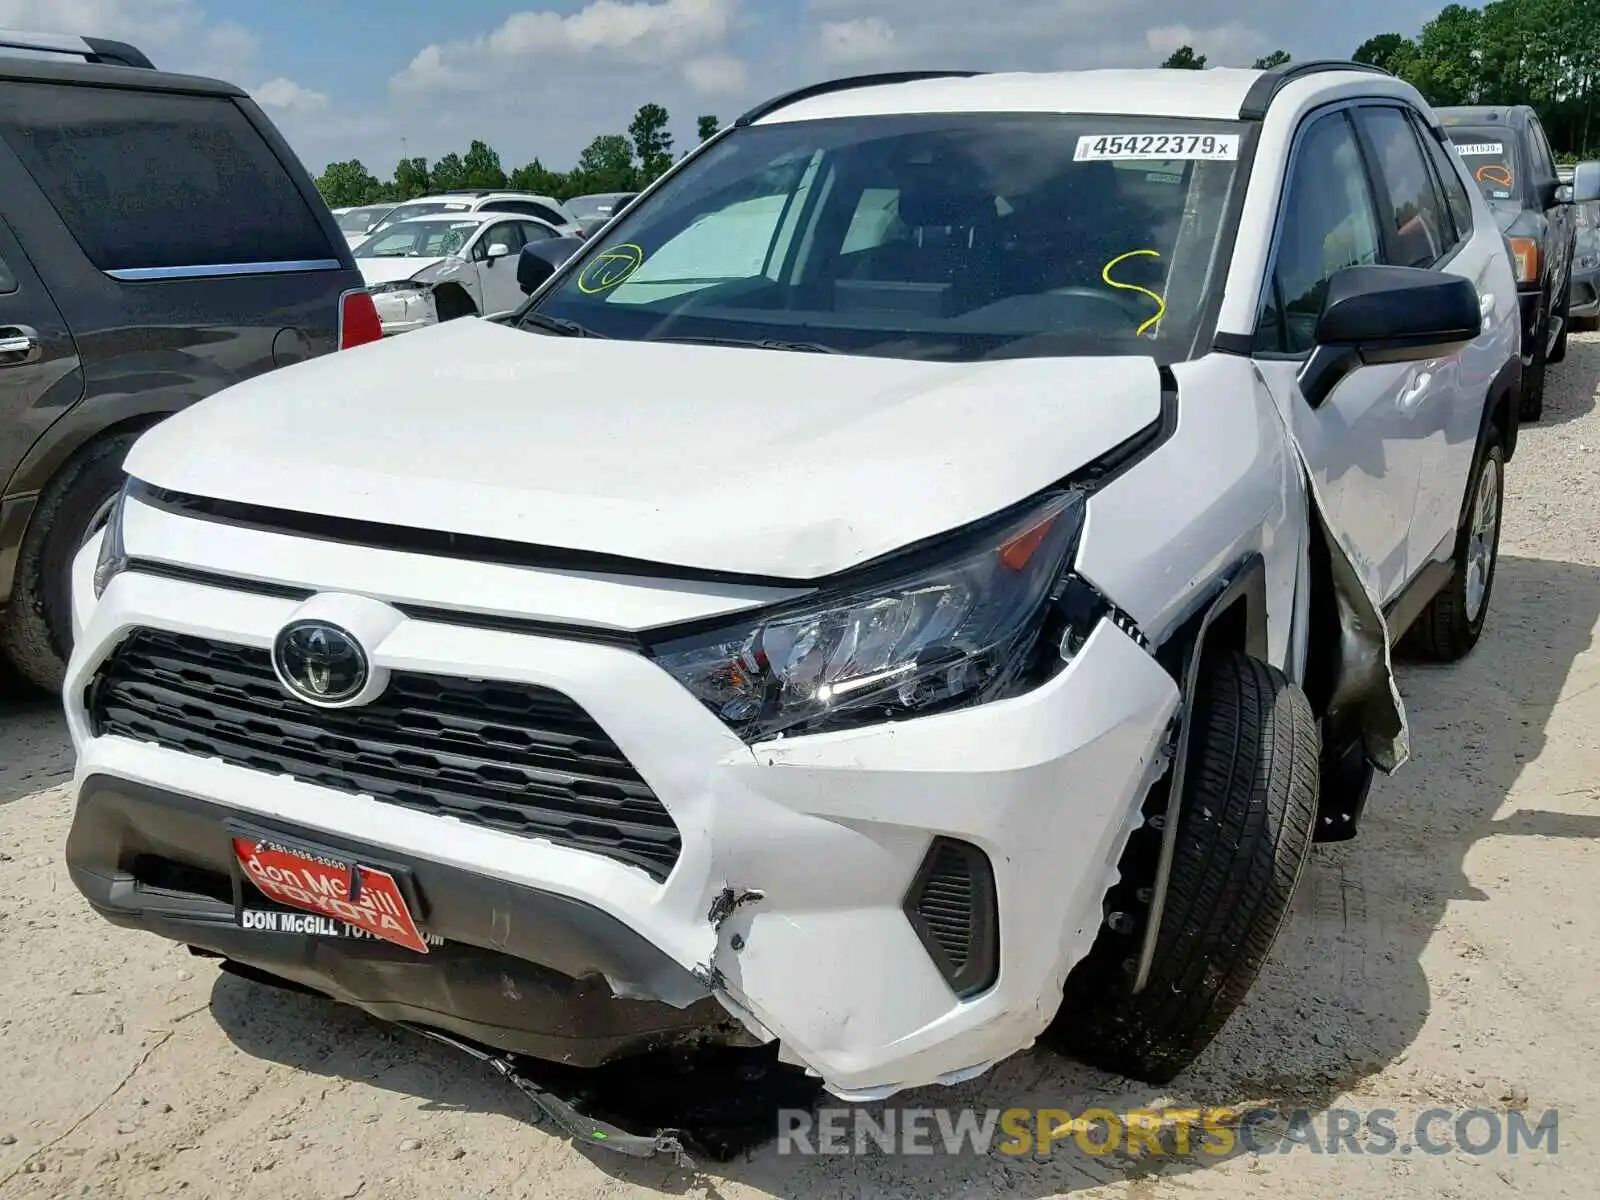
[519,311,605,338]
[652,335,840,354]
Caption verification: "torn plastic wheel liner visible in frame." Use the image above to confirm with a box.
[405,1025,823,1164]
[409,1025,698,1164]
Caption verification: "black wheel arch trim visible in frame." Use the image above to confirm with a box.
[1132,551,1269,994]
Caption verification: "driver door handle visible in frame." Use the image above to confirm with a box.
[0,325,41,366]
[1400,370,1433,408]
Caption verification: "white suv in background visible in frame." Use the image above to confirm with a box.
[364,190,582,241]
[65,62,1529,1119]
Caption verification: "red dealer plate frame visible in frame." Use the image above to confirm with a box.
[231,834,430,954]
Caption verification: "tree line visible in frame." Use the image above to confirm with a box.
[315,104,723,207]
[1161,0,1600,158]
[315,1,1599,208]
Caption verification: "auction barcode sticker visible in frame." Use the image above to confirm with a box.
[1452,142,1504,155]
[1075,133,1240,161]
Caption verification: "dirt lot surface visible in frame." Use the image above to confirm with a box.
[5,341,1600,1200]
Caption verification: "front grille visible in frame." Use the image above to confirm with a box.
[87,629,681,880]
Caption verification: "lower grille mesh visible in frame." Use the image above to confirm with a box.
[86,629,682,880]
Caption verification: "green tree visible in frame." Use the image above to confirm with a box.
[1161,45,1206,69]
[509,158,572,198]
[461,139,508,189]
[316,159,384,207]
[696,114,721,141]
[1353,32,1418,73]
[1252,50,1291,70]
[392,156,430,200]
[1401,4,1486,106]
[429,152,468,192]
[629,102,674,181]
[576,134,637,192]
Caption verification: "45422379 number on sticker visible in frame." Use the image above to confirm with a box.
[1074,133,1240,162]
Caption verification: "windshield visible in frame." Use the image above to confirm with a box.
[369,201,473,233]
[528,114,1244,362]
[354,219,481,259]
[1446,128,1519,202]
[567,193,632,222]
[336,205,392,233]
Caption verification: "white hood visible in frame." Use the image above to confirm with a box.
[356,256,447,287]
[125,319,1165,579]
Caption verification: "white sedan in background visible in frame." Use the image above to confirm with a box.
[354,212,566,335]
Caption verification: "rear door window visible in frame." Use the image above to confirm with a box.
[1357,105,1454,267]
[0,82,335,272]
[1418,119,1475,240]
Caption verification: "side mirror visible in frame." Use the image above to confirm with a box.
[1299,265,1481,408]
[516,238,586,295]
[485,242,512,262]
[1573,161,1600,204]
[516,244,558,294]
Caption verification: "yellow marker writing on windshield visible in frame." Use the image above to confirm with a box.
[1101,249,1166,336]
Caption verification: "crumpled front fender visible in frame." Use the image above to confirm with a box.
[1282,428,1410,775]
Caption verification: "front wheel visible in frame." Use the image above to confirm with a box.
[1399,430,1504,663]
[0,433,135,692]
[1045,650,1320,1083]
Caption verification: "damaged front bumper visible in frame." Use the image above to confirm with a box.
[64,549,1180,1100]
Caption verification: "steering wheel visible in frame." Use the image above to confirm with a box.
[1047,284,1163,328]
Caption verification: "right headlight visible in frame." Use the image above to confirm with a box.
[649,490,1094,743]
[91,483,129,599]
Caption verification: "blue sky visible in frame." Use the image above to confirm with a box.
[2,0,1443,178]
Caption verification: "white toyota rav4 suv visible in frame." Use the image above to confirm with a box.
[65,62,1523,1107]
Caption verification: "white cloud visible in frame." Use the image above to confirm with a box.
[393,0,739,93]
[253,76,329,114]
[817,17,895,65]
[683,53,746,94]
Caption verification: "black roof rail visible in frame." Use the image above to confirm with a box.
[735,70,986,127]
[439,189,495,196]
[1238,59,1394,121]
[0,29,153,68]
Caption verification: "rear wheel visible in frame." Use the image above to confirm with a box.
[1046,650,1320,1083]
[1399,429,1504,663]
[0,434,134,692]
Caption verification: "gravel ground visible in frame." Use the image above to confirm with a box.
[4,341,1600,1199]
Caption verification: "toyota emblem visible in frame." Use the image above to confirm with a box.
[272,620,369,706]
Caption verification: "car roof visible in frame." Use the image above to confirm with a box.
[748,67,1280,125]
[743,62,1404,127]
[0,51,244,96]
[380,211,500,226]
[1436,105,1528,126]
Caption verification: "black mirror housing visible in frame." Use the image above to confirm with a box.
[1300,265,1481,407]
[516,238,586,295]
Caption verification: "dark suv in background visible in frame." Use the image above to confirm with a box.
[1437,104,1600,421]
[0,32,378,692]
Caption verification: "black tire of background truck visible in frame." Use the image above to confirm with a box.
[1045,650,1320,1084]
[1398,429,1505,664]
[1549,274,1572,365]
[0,433,137,693]
[1521,295,1548,421]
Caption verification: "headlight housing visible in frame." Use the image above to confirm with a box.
[366,280,428,295]
[91,483,129,599]
[650,490,1093,743]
